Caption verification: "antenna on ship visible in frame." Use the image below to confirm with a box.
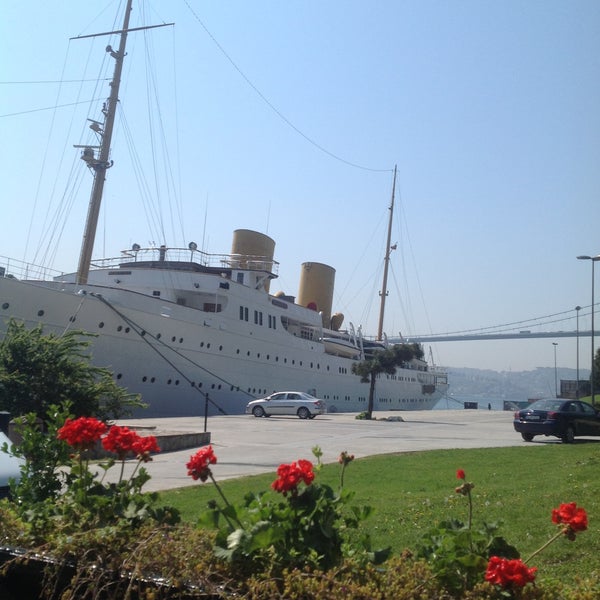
[376,164,397,341]
[73,0,173,285]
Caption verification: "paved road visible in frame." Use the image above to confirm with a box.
[107,409,520,492]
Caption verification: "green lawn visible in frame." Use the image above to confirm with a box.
[159,443,600,587]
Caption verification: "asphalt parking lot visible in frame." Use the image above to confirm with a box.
[110,409,520,492]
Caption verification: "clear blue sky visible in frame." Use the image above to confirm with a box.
[1,1,599,373]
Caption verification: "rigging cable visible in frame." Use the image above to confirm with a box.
[0,98,106,119]
[90,292,261,413]
[182,0,392,174]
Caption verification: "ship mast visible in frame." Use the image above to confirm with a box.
[376,165,397,341]
[75,0,133,285]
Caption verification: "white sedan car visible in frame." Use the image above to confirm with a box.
[246,392,326,419]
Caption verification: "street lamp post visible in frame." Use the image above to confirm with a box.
[577,255,600,407]
[575,306,581,399]
[552,342,559,398]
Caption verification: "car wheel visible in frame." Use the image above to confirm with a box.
[252,406,266,418]
[521,432,534,442]
[297,407,310,419]
[562,425,575,444]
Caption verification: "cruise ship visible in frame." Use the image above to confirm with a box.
[0,1,448,417]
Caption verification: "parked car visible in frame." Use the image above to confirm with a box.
[513,399,600,443]
[246,392,326,419]
[0,431,22,499]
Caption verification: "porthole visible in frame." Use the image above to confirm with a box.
[117,325,123,332]
[236,349,240,354]
[171,336,176,342]
[116,373,122,379]
[219,345,223,351]
[98,322,104,328]
[69,316,76,322]
[179,337,183,343]
[141,330,146,336]
[200,342,204,348]
[125,327,130,333]
[37,310,45,317]
[1,303,9,310]
[167,379,172,385]
[150,377,156,383]
[206,343,210,348]
[175,380,180,386]
[142,376,147,382]
[156,333,161,339]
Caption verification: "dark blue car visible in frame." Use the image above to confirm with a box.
[513,399,600,443]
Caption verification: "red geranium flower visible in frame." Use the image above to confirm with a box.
[58,417,107,451]
[551,502,588,535]
[187,445,217,482]
[456,469,466,480]
[102,425,141,460]
[271,459,315,496]
[132,435,161,462]
[485,556,537,589]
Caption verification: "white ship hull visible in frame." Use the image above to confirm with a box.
[0,252,447,417]
[0,7,448,418]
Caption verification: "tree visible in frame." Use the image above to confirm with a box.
[351,343,424,419]
[0,320,144,420]
[592,346,600,403]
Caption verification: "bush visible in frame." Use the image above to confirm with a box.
[0,422,597,599]
[0,320,144,420]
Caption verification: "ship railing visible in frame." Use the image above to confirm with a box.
[0,255,66,281]
[88,246,279,276]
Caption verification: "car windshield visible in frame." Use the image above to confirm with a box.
[528,399,565,411]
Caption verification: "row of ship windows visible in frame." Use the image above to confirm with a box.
[386,374,417,383]
[322,395,353,402]
[113,373,271,397]
[0,304,366,378]
[98,319,351,372]
[321,396,426,404]
[386,375,417,383]
[378,397,426,403]
[239,306,277,329]
[114,373,428,406]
